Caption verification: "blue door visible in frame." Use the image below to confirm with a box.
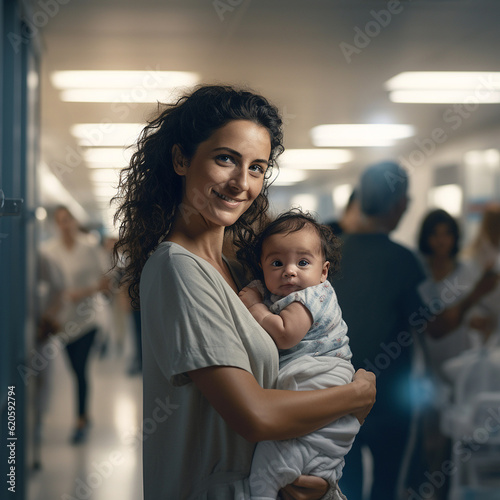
[1,2,41,499]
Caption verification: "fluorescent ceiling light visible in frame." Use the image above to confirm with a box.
[89,169,121,184]
[332,184,354,209]
[71,123,144,147]
[271,169,308,186]
[463,148,500,167]
[386,71,500,103]
[427,184,463,217]
[389,90,500,104]
[60,88,180,103]
[279,149,352,169]
[52,70,199,103]
[52,70,199,89]
[385,71,500,90]
[310,124,414,147]
[83,147,133,167]
[94,185,119,197]
[290,194,318,213]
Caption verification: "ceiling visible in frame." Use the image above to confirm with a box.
[37,0,500,229]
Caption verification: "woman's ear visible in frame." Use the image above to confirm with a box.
[172,144,188,175]
[321,261,330,282]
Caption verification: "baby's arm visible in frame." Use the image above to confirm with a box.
[239,286,313,349]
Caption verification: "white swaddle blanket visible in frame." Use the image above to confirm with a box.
[249,355,360,500]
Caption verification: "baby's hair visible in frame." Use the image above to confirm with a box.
[239,208,341,282]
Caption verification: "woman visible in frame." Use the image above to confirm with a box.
[415,208,498,499]
[42,206,110,444]
[114,85,376,499]
[462,203,500,340]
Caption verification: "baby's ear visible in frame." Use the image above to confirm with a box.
[321,261,330,282]
[172,144,188,175]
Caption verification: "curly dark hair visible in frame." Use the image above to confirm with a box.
[418,208,460,257]
[113,84,284,308]
[238,208,342,283]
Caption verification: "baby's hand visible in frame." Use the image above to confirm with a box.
[238,286,263,309]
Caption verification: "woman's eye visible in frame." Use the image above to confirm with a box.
[271,260,282,267]
[298,260,309,267]
[249,164,265,175]
[216,154,234,164]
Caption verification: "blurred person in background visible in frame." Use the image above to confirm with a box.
[32,251,65,467]
[416,209,478,499]
[41,205,110,444]
[462,203,500,343]
[327,189,361,236]
[331,161,498,500]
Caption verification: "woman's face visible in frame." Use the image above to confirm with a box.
[427,222,455,258]
[54,208,78,237]
[174,120,271,229]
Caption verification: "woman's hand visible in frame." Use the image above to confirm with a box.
[351,369,376,425]
[279,475,329,500]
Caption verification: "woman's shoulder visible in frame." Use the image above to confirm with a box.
[143,242,225,289]
[146,242,205,272]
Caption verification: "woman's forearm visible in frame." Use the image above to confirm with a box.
[427,269,499,338]
[189,365,375,442]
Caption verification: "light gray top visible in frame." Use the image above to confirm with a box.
[141,242,278,499]
[41,235,109,341]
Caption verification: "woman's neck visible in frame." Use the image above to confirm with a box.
[166,215,225,263]
[427,255,455,281]
[166,215,240,292]
[61,233,76,250]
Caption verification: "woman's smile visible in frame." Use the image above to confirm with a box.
[176,119,271,228]
[213,189,246,206]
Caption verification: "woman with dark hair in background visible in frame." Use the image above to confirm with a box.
[114,84,376,499]
[416,208,492,499]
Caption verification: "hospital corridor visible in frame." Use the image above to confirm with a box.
[27,334,143,500]
[2,1,500,499]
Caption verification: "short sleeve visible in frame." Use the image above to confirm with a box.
[269,282,334,324]
[141,249,253,386]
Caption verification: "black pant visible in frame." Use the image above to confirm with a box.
[65,328,97,418]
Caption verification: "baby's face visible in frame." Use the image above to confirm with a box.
[260,225,329,297]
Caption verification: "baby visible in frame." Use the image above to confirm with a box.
[238,209,359,500]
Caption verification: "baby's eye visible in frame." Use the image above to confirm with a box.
[298,260,309,267]
[271,260,283,267]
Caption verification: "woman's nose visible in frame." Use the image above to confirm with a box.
[229,168,249,191]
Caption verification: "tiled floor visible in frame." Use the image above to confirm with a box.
[27,336,143,500]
